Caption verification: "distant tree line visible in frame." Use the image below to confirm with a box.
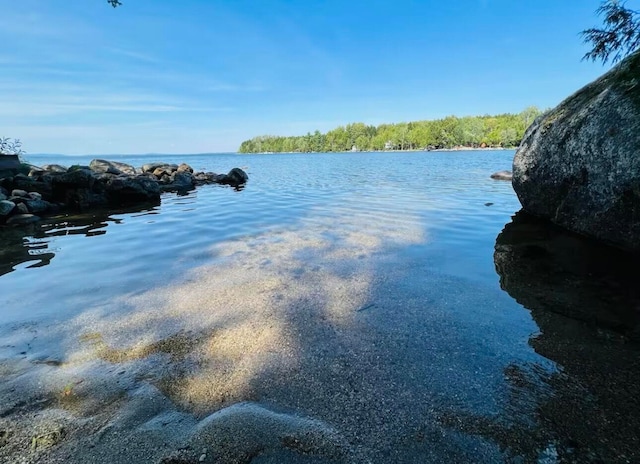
[238,107,543,154]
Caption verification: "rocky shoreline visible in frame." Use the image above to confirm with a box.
[0,158,248,226]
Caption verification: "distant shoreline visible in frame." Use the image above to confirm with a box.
[242,147,516,155]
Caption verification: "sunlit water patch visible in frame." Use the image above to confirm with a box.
[1,151,635,463]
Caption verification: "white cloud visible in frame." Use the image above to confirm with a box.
[104,47,162,64]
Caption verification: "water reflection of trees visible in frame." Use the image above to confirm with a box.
[440,210,640,463]
[0,203,159,277]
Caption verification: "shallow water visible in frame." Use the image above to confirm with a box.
[0,150,638,463]
[0,151,518,324]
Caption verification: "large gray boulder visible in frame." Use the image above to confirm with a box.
[90,159,137,176]
[103,175,161,205]
[41,164,68,173]
[513,50,640,251]
[218,167,248,187]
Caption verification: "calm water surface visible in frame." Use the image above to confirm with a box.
[0,151,518,323]
[0,150,638,463]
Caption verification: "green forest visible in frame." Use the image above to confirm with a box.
[238,106,543,153]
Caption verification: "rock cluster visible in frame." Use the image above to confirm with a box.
[512,50,640,251]
[0,159,248,226]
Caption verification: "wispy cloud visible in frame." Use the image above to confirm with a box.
[104,47,162,64]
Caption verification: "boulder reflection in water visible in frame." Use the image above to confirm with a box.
[452,210,640,462]
[494,210,640,339]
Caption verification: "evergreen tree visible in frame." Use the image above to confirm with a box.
[582,1,640,64]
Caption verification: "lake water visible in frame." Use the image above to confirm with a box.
[0,150,638,463]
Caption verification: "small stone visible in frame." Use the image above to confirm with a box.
[15,203,29,214]
[153,165,178,178]
[28,192,42,200]
[0,200,15,216]
[10,189,28,198]
[6,214,40,225]
[153,167,167,177]
[199,453,206,462]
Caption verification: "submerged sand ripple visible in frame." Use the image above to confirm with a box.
[0,203,505,462]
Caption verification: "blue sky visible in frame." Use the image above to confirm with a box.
[0,0,616,154]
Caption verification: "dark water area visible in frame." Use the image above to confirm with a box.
[0,150,638,463]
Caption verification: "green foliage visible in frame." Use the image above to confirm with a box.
[0,137,25,157]
[238,107,543,153]
[582,1,640,64]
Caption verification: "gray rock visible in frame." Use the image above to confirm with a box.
[6,214,40,225]
[152,164,178,178]
[28,168,46,177]
[51,168,96,189]
[25,199,51,214]
[112,161,138,175]
[103,175,160,205]
[9,175,48,196]
[67,164,91,172]
[226,167,248,185]
[141,162,166,174]
[513,50,640,251]
[15,203,28,214]
[177,163,194,174]
[41,164,68,173]
[0,192,6,201]
[0,200,15,216]
[159,171,195,192]
[490,170,512,181]
[194,172,217,184]
[28,191,42,200]
[214,168,248,187]
[90,159,137,176]
[168,171,195,191]
[11,189,28,198]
